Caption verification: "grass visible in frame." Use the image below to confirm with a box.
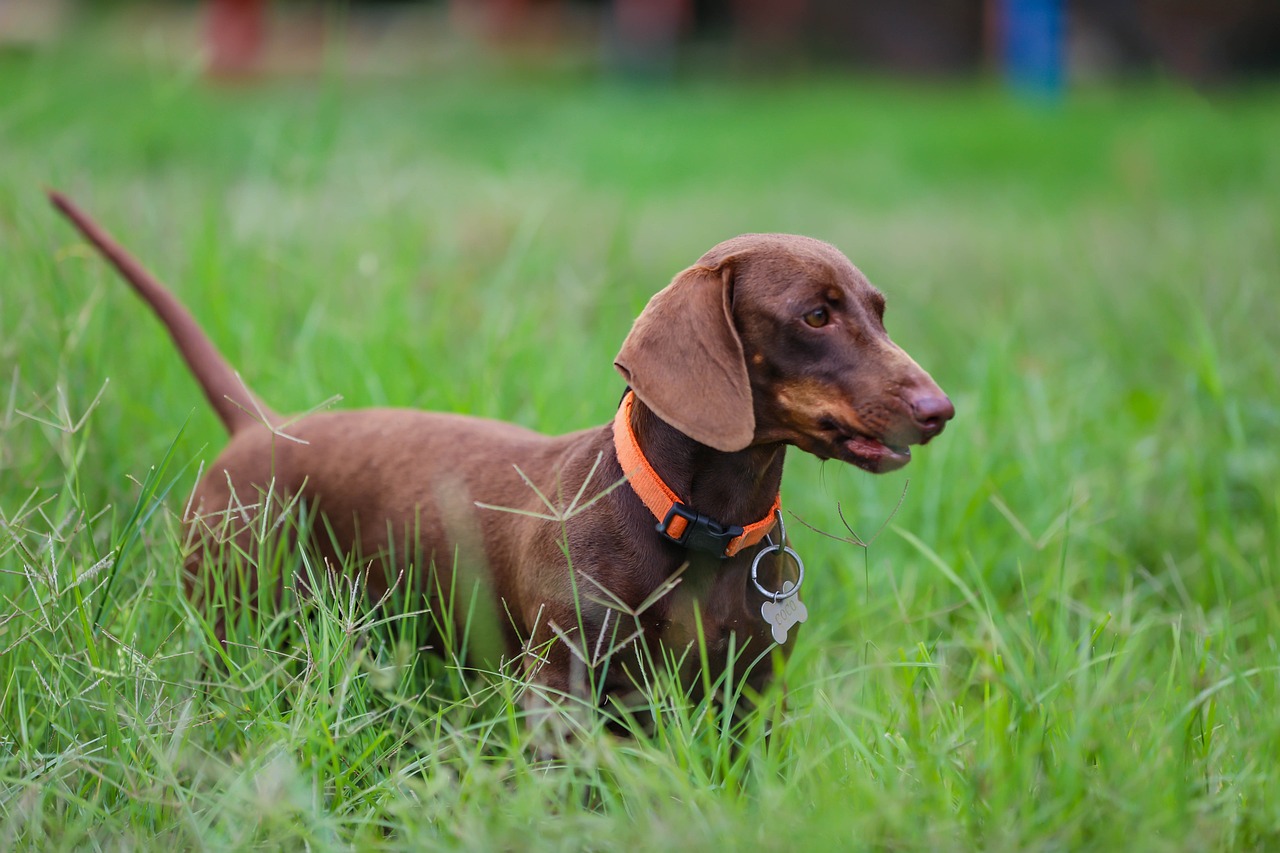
[2,27,1280,850]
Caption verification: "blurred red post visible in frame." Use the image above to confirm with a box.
[206,0,266,78]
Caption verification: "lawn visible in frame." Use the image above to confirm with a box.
[2,27,1279,851]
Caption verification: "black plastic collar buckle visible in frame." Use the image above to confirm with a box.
[656,503,744,558]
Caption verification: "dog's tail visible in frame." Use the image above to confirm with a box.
[48,190,277,435]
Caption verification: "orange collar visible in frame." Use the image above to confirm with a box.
[612,390,780,558]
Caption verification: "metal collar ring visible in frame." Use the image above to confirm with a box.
[749,510,805,601]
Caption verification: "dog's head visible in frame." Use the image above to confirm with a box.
[615,234,953,473]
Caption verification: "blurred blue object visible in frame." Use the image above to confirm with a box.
[1002,0,1064,98]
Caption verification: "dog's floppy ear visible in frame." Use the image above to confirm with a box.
[614,263,754,452]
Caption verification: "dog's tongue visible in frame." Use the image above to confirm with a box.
[844,434,911,471]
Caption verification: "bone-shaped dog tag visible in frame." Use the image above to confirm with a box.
[760,581,807,645]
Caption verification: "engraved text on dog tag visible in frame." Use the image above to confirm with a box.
[760,581,808,644]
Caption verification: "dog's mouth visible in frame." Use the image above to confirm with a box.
[841,432,912,473]
[817,418,912,473]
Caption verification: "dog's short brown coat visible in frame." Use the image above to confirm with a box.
[50,193,953,708]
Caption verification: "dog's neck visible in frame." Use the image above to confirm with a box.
[627,397,785,530]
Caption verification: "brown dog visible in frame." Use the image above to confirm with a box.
[49,191,952,715]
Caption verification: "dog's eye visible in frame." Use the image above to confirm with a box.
[803,307,830,328]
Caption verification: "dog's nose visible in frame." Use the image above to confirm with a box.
[911,394,955,440]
